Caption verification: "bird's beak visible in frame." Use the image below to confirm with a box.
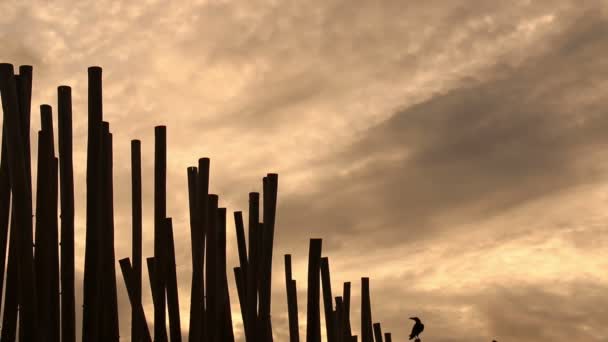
[409,317,415,320]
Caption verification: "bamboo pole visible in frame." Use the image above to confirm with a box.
[218,208,235,342]
[0,121,10,322]
[0,63,38,341]
[320,257,335,342]
[82,66,103,342]
[285,254,300,342]
[187,166,202,342]
[383,333,391,342]
[100,123,119,341]
[58,84,75,342]
[119,258,152,342]
[233,211,248,336]
[372,323,383,342]
[164,218,181,342]
[306,238,322,342]
[259,174,278,342]
[1,216,18,342]
[343,282,352,337]
[154,125,168,342]
[197,158,209,342]
[50,156,60,342]
[245,192,260,342]
[131,140,143,342]
[35,120,52,341]
[206,194,219,342]
[360,278,373,342]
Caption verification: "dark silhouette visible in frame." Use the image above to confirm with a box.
[409,317,424,340]
[0,63,398,342]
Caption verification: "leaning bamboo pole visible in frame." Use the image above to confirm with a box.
[321,257,335,342]
[306,239,322,342]
[285,254,300,342]
[165,218,182,342]
[119,258,152,342]
[372,323,383,342]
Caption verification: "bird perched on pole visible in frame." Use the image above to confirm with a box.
[409,317,424,340]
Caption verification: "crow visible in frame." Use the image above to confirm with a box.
[409,317,424,340]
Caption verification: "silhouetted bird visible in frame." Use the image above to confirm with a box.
[409,317,424,340]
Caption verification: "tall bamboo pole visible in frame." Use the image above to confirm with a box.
[50,156,60,342]
[206,195,219,342]
[100,123,119,341]
[165,218,181,342]
[154,125,168,342]
[245,192,260,342]
[82,66,103,342]
[187,166,202,342]
[360,278,373,342]
[131,140,143,342]
[58,84,75,342]
[197,158,209,342]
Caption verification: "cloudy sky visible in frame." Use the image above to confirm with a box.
[3,0,608,341]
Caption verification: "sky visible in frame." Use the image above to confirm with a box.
[2,0,608,341]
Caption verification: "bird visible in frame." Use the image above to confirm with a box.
[409,317,424,340]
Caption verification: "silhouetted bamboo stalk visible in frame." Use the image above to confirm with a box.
[197,158,209,342]
[1,217,18,342]
[206,194,220,342]
[58,84,75,342]
[234,266,247,338]
[285,254,300,342]
[233,211,249,336]
[35,122,52,341]
[100,123,119,341]
[131,140,143,342]
[343,282,352,336]
[187,166,202,342]
[154,125,169,342]
[360,278,373,342]
[164,218,181,342]
[218,207,235,342]
[234,211,248,277]
[245,192,260,342]
[147,257,160,309]
[259,174,278,342]
[119,258,152,342]
[306,238,322,342]
[383,333,391,342]
[0,63,38,341]
[50,156,60,342]
[321,257,335,342]
[82,66,103,342]
[372,323,383,342]
[0,123,10,319]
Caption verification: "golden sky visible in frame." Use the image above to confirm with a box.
[3,0,608,341]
